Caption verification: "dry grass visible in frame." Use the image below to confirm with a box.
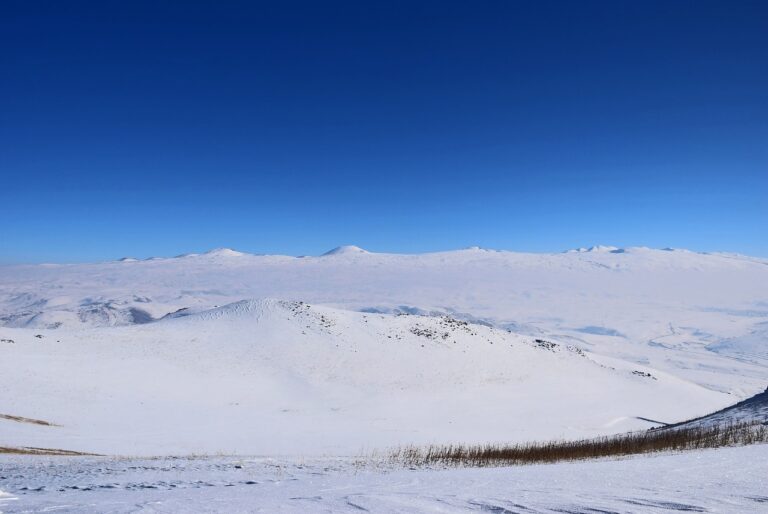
[389,421,768,468]
[0,446,100,456]
[0,413,58,426]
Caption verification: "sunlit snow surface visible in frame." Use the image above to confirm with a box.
[1,444,767,513]
[0,247,767,455]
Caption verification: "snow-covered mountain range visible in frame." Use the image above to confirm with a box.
[1,246,767,455]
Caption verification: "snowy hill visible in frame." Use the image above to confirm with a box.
[1,246,766,393]
[661,385,768,430]
[0,299,730,456]
[1,246,767,455]
[321,245,371,256]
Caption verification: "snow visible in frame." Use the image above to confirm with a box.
[568,245,622,253]
[669,386,768,428]
[1,444,767,513]
[200,248,247,258]
[0,299,729,456]
[0,246,767,457]
[320,245,370,256]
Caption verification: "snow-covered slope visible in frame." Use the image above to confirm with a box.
[1,246,766,455]
[662,386,768,429]
[0,299,730,456]
[1,246,766,394]
[321,245,370,256]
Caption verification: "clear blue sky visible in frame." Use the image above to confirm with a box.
[1,1,766,263]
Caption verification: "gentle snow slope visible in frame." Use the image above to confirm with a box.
[0,300,728,456]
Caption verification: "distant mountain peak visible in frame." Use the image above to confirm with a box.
[568,245,622,253]
[462,245,498,252]
[321,245,370,256]
[588,245,620,253]
[203,248,246,257]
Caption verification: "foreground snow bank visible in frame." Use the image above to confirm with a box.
[1,444,766,513]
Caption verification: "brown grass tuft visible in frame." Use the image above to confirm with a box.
[0,446,100,456]
[0,413,58,426]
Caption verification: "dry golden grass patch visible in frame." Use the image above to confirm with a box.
[0,446,100,456]
[0,413,59,427]
[390,421,768,468]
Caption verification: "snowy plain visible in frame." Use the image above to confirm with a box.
[1,245,767,512]
[1,444,767,513]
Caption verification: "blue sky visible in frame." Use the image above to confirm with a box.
[1,1,766,263]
